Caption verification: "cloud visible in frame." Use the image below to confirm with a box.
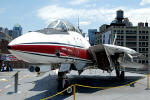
[84,4,97,8]
[38,5,74,22]
[37,5,119,25]
[0,8,5,14]
[123,7,150,25]
[69,0,90,5]
[38,5,150,28]
[80,21,91,26]
[140,0,150,5]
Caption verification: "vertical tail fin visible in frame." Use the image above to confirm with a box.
[113,34,117,45]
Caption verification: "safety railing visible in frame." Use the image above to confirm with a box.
[41,76,145,100]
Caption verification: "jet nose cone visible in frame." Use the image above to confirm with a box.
[7,45,11,49]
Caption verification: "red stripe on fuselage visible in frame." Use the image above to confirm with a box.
[11,45,91,60]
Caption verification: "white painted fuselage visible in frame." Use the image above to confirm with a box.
[8,31,91,64]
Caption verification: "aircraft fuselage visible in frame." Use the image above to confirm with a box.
[8,31,92,64]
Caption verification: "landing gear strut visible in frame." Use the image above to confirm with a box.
[57,72,72,94]
[115,69,125,81]
[115,62,120,78]
[115,62,125,81]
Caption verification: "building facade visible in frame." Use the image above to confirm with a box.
[0,27,12,42]
[95,10,150,66]
[95,32,102,45]
[0,26,29,68]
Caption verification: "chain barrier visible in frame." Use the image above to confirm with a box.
[41,77,145,100]
[41,85,74,100]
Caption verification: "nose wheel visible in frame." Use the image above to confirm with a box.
[57,72,73,94]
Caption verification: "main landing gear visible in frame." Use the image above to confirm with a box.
[57,72,73,94]
[115,62,125,81]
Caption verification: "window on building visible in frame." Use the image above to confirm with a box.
[144,53,148,57]
[140,42,148,47]
[133,31,137,33]
[142,42,144,46]
[139,36,148,40]
[139,48,142,52]
[142,36,145,39]
[117,36,120,39]
[126,36,136,39]
[146,48,148,52]
[142,60,145,64]
[142,31,145,33]
[139,48,148,52]
[130,30,132,33]
[142,48,145,51]
[117,30,120,33]
[121,42,123,45]
[126,30,129,33]
[139,42,141,46]
[121,30,124,34]
[126,42,136,46]
[131,48,137,51]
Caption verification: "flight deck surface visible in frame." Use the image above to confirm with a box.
[0,69,149,100]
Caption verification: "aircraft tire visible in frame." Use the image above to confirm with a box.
[116,69,120,78]
[115,62,120,78]
[120,71,125,81]
[64,80,73,95]
[57,72,72,94]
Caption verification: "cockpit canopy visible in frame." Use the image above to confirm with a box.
[47,19,80,33]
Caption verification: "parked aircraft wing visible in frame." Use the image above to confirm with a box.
[88,44,145,71]
[103,44,146,69]
[103,44,144,59]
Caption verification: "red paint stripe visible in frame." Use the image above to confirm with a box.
[11,45,91,60]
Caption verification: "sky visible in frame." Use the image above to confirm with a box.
[0,0,150,33]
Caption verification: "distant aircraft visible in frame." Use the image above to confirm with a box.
[7,19,144,94]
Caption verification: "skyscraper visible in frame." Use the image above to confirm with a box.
[13,24,22,36]
[88,29,97,46]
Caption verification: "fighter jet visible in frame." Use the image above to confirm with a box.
[7,19,144,94]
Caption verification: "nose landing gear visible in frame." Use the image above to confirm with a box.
[57,72,73,94]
